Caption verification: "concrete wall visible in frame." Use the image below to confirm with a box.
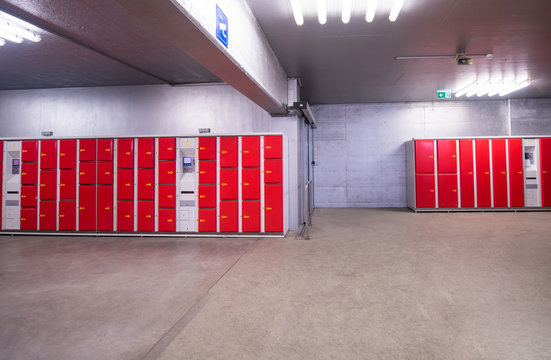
[313,99,551,208]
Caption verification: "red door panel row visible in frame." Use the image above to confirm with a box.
[138,138,154,168]
[79,139,97,162]
[220,168,238,200]
[40,140,57,170]
[158,208,176,232]
[59,139,77,169]
[59,201,76,231]
[98,139,113,161]
[220,201,238,232]
[199,161,216,184]
[242,168,260,200]
[415,174,435,208]
[265,184,283,232]
[40,170,57,200]
[158,161,176,184]
[117,138,134,169]
[198,137,216,160]
[117,169,134,200]
[97,162,113,184]
[264,160,283,183]
[437,140,457,173]
[220,137,238,168]
[242,201,260,232]
[158,138,176,161]
[438,174,458,208]
[79,185,96,231]
[21,185,38,207]
[117,201,134,231]
[198,185,216,208]
[264,136,283,159]
[459,139,475,208]
[21,162,38,184]
[39,200,56,230]
[21,208,37,230]
[138,201,154,232]
[242,136,260,167]
[415,140,434,174]
[476,139,492,207]
[508,139,524,207]
[158,185,175,208]
[198,208,216,232]
[492,139,508,207]
[79,162,96,184]
[97,185,113,231]
[22,140,38,162]
[137,169,154,200]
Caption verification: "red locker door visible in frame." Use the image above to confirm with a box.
[264,136,283,159]
[540,138,551,207]
[415,140,435,173]
[158,208,176,232]
[59,139,77,169]
[117,138,134,169]
[21,185,38,207]
[198,208,217,232]
[508,139,524,207]
[21,162,38,184]
[79,185,96,231]
[60,170,76,200]
[97,185,113,231]
[220,137,238,168]
[158,161,176,184]
[137,201,154,231]
[492,139,508,207]
[117,201,134,231]
[476,139,491,207]
[137,169,154,200]
[158,138,176,160]
[198,161,217,183]
[39,201,56,230]
[459,139,475,208]
[39,170,57,200]
[97,162,113,184]
[220,201,238,232]
[415,174,435,208]
[437,140,457,173]
[158,185,175,208]
[242,136,260,167]
[264,160,283,183]
[198,137,217,160]
[242,201,260,232]
[59,201,76,231]
[79,162,96,184]
[117,169,134,200]
[21,140,38,162]
[265,184,283,232]
[242,168,260,200]
[138,138,155,168]
[198,185,217,208]
[79,139,97,161]
[220,168,238,200]
[21,208,37,230]
[40,140,57,169]
[438,174,458,208]
[97,139,113,161]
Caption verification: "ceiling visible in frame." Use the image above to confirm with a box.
[1,0,550,105]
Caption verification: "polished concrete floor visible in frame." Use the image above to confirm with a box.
[1,208,551,359]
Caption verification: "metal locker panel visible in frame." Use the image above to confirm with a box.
[116,201,134,231]
[198,161,217,184]
[21,140,38,162]
[97,139,114,161]
[219,201,238,232]
[437,140,457,173]
[476,139,491,207]
[137,201,155,231]
[97,162,113,184]
[39,170,57,200]
[79,185,96,231]
[198,208,216,232]
[158,184,176,208]
[39,200,56,230]
[97,185,113,231]
[158,208,176,232]
[242,136,260,167]
[158,138,176,160]
[438,174,458,208]
[137,138,155,168]
[79,162,96,185]
[40,140,57,170]
[59,201,76,231]
[79,139,97,162]
[540,138,551,170]
[21,207,38,230]
[198,137,216,160]
[21,162,38,184]
[415,140,434,173]
[59,139,77,169]
[265,184,283,232]
[137,169,155,200]
[21,185,38,207]
[242,201,260,232]
[117,169,134,200]
[242,168,260,200]
[198,185,217,208]
[220,137,238,168]
[117,138,134,169]
[220,168,238,200]
[540,138,551,207]
[459,139,475,207]
[264,135,283,159]
[158,161,176,184]
[264,160,283,183]
[492,139,508,207]
[508,139,524,207]
[415,174,436,208]
[60,170,76,200]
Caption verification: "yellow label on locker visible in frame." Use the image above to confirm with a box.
[41,153,46,156]
[429,155,434,158]
[22,172,27,176]
[266,170,272,174]
[80,149,85,152]
[105,148,110,152]
[544,171,548,174]
[221,215,227,219]
[266,146,272,149]
[167,219,173,222]
[451,155,456,158]
[200,171,206,174]
[167,147,173,151]
[146,215,151,218]
[501,171,506,175]
[40,184,45,187]
[60,183,65,187]
[125,183,131,187]
[167,195,173,198]
[105,207,110,210]
[485,172,489,174]
[243,150,249,154]
[222,183,227,186]
[185,142,190,146]
[79,207,85,210]
[168,171,174,174]
[21,218,26,221]
[60,153,66,156]
[468,172,473,175]
[146,183,151,187]
[40,214,45,217]
[429,190,435,192]
[59,214,65,218]
[125,215,131,218]
[125,151,131,155]
[146,151,151,155]
[244,182,250,186]
[518,171,523,174]
[79,172,85,175]
[22,149,27,153]
[244,216,250,219]
[199,147,205,150]
[105,172,110,175]
[266,207,272,210]
[222,150,227,154]
[200,219,206,222]
[452,189,457,192]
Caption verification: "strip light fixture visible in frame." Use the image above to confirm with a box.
[389,0,405,22]
[0,10,41,45]
[0,38,5,46]
[342,0,352,24]
[289,0,304,26]
[365,0,378,23]
[455,78,531,98]
[317,0,327,25]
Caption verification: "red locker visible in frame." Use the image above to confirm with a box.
[264,136,283,159]
[137,201,155,231]
[39,201,56,230]
[97,162,113,184]
[39,170,57,200]
[21,140,38,162]
[158,185,175,208]
[264,160,283,183]
[415,174,435,208]
[198,185,216,208]
[220,168,238,200]
[79,162,96,184]
[40,140,57,169]
[158,208,176,232]
[60,170,76,200]
[158,138,176,160]
[415,140,434,173]
[20,208,37,230]
[437,140,457,173]
[242,136,260,167]
[476,139,491,207]
[459,139,475,208]
[59,139,77,169]
[117,169,134,200]
[199,161,217,184]
[78,185,96,231]
[492,139,508,207]
[198,137,217,160]
[117,138,134,169]
[158,161,176,184]
[97,185,113,231]
[79,139,97,162]
[242,168,260,200]
[265,184,283,232]
[540,138,551,207]
[220,201,238,232]
[242,201,260,232]
[21,162,38,184]
[58,201,76,231]
[137,169,154,200]
[137,138,155,168]
[508,139,524,207]
[438,174,458,208]
[117,201,134,231]
[198,208,216,232]
[97,139,113,161]
[220,137,238,168]
[21,185,38,207]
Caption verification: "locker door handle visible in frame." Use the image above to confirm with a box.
[146,152,152,155]
[452,189,457,192]
[221,150,228,154]
[199,147,206,150]
[266,207,272,210]
[501,171,506,175]
[167,147,173,151]
[199,219,206,222]
[59,214,65,218]
[429,190,435,192]
[266,146,272,150]
[221,216,228,219]
[60,153,66,156]
[243,183,250,186]
[244,216,250,219]
[485,172,489,175]
[40,214,45,217]
[468,172,473,175]
[429,155,434,158]
[221,183,227,187]
[243,150,250,154]
[167,219,173,222]
[518,171,523,174]
[451,155,456,158]
[60,184,66,187]
[105,148,111,152]
[125,152,131,155]
[544,171,548,174]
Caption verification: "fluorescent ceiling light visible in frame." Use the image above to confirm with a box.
[0,11,41,43]
[488,80,516,97]
[499,79,531,96]
[342,0,352,24]
[0,38,5,46]
[476,82,500,97]
[389,0,405,22]
[0,28,23,43]
[317,0,327,24]
[366,0,377,23]
[466,81,488,97]
[289,0,304,26]
[455,82,478,97]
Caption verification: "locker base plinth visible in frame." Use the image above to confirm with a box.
[0,231,287,238]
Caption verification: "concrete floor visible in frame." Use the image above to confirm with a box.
[1,208,551,359]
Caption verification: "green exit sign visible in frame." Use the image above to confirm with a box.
[437,90,452,99]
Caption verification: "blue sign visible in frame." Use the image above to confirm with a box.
[216,5,228,48]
